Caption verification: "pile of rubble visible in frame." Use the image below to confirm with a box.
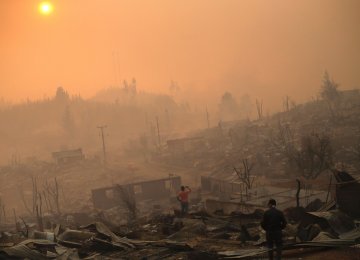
[1,199,360,259]
[0,219,201,260]
[1,171,360,259]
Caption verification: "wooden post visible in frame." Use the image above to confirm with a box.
[13,209,19,232]
[325,174,333,204]
[97,125,108,165]
[296,179,301,207]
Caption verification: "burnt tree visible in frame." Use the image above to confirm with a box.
[320,71,341,119]
[234,158,255,198]
[255,99,263,120]
[293,132,333,179]
[272,122,333,179]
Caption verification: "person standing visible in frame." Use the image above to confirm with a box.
[178,186,191,216]
[261,199,287,260]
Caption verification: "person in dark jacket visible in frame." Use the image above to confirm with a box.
[261,199,287,260]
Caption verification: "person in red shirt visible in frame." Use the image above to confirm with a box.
[177,186,191,216]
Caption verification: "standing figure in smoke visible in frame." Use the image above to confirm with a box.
[261,199,287,260]
[177,185,191,216]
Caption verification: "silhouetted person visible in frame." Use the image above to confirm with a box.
[177,186,191,216]
[261,199,287,260]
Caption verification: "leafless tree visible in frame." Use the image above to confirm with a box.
[43,178,61,215]
[320,71,341,119]
[31,176,38,215]
[18,177,61,218]
[62,105,75,136]
[116,185,138,225]
[293,132,333,179]
[256,99,263,120]
[18,177,40,216]
[234,158,255,198]
[36,194,44,231]
[271,121,297,160]
[18,187,32,215]
[272,122,333,179]
[283,96,296,112]
[283,96,290,112]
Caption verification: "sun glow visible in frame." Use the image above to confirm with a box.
[39,2,53,15]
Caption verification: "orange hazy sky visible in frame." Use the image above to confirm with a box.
[0,0,359,106]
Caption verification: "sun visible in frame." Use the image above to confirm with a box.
[38,1,54,15]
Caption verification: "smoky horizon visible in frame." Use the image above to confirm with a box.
[0,0,359,111]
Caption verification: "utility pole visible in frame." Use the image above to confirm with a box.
[165,109,170,131]
[206,106,210,129]
[97,125,107,165]
[156,116,161,150]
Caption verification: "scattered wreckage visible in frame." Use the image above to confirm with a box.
[0,171,360,259]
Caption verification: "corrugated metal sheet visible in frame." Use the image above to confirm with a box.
[306,210,355,235]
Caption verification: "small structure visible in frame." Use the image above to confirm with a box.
[92,176,181,210]
[166,137,204,157]
[52,148,84,165]
[334,171,360,218]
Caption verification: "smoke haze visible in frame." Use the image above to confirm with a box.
[1,0,360,110]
